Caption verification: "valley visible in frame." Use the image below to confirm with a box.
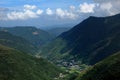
[40,14,120,65]
[0,10,120,80]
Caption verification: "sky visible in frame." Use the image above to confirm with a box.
[0,0,120,29]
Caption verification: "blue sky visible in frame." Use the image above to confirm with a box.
[0,0,92,7]
[0,0,120,29]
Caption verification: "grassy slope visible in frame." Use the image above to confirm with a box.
[76,52,120,80]
[0,45,61,80]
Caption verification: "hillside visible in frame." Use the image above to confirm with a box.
[40,14,120,65]
[47,27,71,37]
[0,26,52,47]
[0,31,37,54]
[75,51,120,80]
[0,45,62,80]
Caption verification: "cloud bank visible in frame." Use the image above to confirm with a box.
[6,5,43,20]
[0,0,120,21]
[94,0,120,15]
[79,3,95,13]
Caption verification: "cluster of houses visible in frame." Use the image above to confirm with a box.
[57,60,84,70]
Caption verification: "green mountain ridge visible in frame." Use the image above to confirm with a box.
[0,31,37,54]
[0,45,62,80]
[75,51,120,80]
[0,26,53,47]
[40,14,120,65]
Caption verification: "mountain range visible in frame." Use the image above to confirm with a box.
[0,14,120,80]
[0,26,64,80]
[40,14,120,65]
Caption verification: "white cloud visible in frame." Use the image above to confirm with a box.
[24,4,37,10]
[46,8,53,15]
[24,10,38,18]
[100,3,112,10]
[36,9,44,15]
[66,12,78,19]
[79,3,96,13]
[6,5,44,20]
[56,8,78,19]
[7,10,38,20]
[100,2,112,15]
[94,0,120,16]
[1,1,120,21]
[7,12,24,20]
[0,5,44,20]
[56,8,65,18]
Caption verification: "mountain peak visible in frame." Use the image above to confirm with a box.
[40,13,120,65]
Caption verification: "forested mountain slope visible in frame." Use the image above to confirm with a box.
[76,51,120,80]
[40,14,120,65]
[0,45,62,80]
[0,27,53,47]
[0,31,37,54]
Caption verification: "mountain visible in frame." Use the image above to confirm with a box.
[0,45,62,80]
[0,31,37,54]
[47,27,71,37]
[0,26,52,47]
[75,51,120,80]
[40,14,120,65]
